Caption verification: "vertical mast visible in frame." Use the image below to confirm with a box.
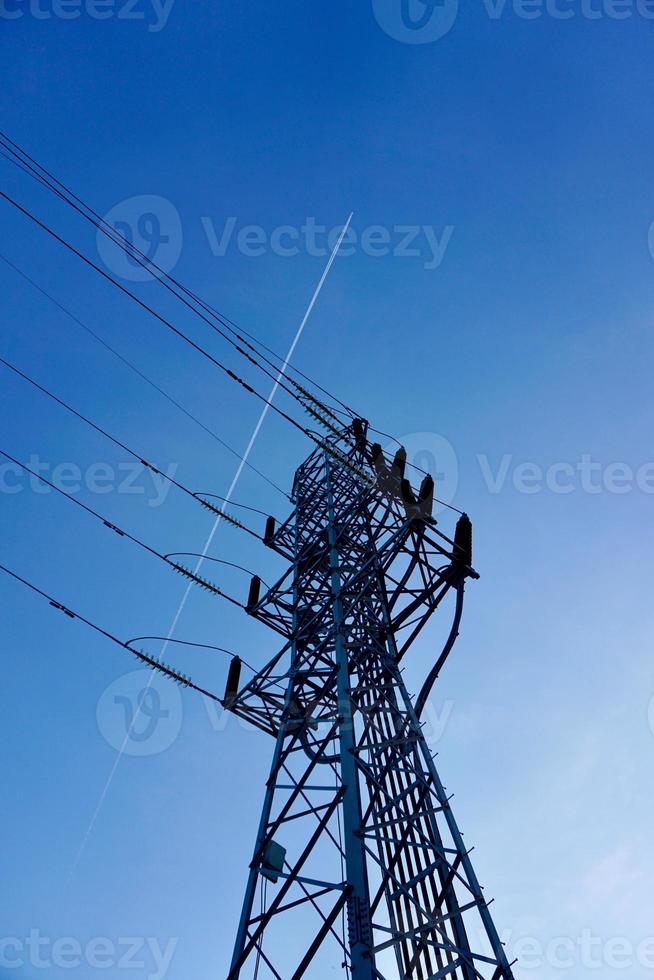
[226,422,515,979]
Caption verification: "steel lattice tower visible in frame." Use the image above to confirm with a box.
[224,418,515,979]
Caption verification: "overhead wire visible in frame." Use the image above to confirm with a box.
[193,493,273,519]
[0,560,223,702]
[0,252,291,501]
[0,187,337,451]
[0,130,358,421]
[0,448,245,608]
[123,638,287,697]
[0,131,469,509]
[0,134,355,426]
[162,555,271,591]
[0,355,267,539]
[125,637,258,674]
[0,133,459,506]
[0,136,469,534]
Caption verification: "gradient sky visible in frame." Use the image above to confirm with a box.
[1,2,654,979]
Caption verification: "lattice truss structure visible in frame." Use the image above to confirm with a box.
[225,420,515,980]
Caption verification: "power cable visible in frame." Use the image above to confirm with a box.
[162,555,271,591]
[0,560,222,702]
[0,188,331,449]
[0,355,266,539]
[0,447,245,608]
[0,252,291,501]
[0,139,466,511]
[1,131,459,497]
[0,139,353,429]
[0,130,357,422]
[125,637,257,674]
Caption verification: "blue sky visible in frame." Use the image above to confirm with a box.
[1,2,654,978]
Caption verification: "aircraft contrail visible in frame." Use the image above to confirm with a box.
[68,213,354,878]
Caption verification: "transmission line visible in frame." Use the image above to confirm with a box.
[0,448,245,608]
[0,561,222,702]
[0,131,444,486]
[125,637,258,674]
[0,252,291,501]
[0,138,353,429]
[0,188,333,450]
[0,129,357,422]
[0,355,268,540]
[1,135,437,484]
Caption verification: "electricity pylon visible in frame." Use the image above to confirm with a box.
[224,418,515,979]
